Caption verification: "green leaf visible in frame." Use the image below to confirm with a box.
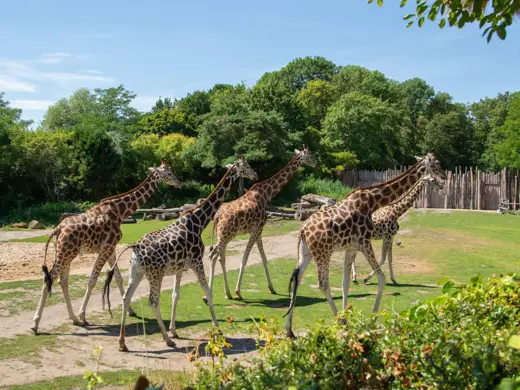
[428,8,437,21]
[487,29,494,43]
[458,18,466,28]
[377,0,383,6]
[406,20,414,28]
[497,25,507,40]
[508,335,520,350]
[442,281,455,294]
[403,13,415,20]
[418,16,425,27]
[400,0,407,7]
[439,18,446,28]
[437,277,450,286]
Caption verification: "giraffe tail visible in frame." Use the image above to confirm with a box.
[42,227,60,296]
[102,245,134,316]
[282,233,303,319]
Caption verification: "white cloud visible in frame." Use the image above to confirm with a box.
[0,75,36,92]
[42,52,71,58]
[10,99,55,110]
[81,69,103,75]
[0,59,41,79]
[44,72,113,82]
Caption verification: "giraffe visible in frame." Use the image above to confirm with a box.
[283,153,447,338]
[205,146,318,302]
[350,173,444,285]
[31,160,181,334]
[102,156,258,352]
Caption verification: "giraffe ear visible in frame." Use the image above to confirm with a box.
[414,155,423,162]
[148,167,156,174]
[161,159,167,167]
[225,163,233,170]
[294,148,301,154]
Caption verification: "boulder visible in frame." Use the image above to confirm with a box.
[28,220,45,229]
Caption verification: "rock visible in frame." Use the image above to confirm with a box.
[11,222,28,229]
[395,241,401,246]
[144,214,155,221]
[28,220,45,229]
[156,212,179,221]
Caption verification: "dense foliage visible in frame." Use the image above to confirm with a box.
[187,273,520,389]
[1,56,519,223]
[370,0,520,42]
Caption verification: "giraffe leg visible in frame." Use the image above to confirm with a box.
[350,253,358,284]
[364,238,389,284]
[361,242,386,316]
[284,238,312,339]
[386,237,397,285]
[119,263,144,352]
[203,242,230,304]
[148,270,175,348]
[219,245,233,300]
[316,257,337,318]
[109,257,136,316]
[256,235,276,294]
[77,249,113,325]
[193,256,219,331]
[342,249,357,318]
[169,271,183,339]
[31,264,61,333]
[59,261,82,324]
[235,233,258,300]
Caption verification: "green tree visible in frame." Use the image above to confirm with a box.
[277,56,338,90]
[297,80,339,129]
[421,107,476,169]
[138,108,195,137]
[493,93,520,168]
[369,0,520,41]
[322,91,406,169]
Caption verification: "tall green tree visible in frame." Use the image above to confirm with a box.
[493,93,520,168]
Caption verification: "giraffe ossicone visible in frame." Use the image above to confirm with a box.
[103,155,258,352]
[283,152,446,339]
[205,145,318,302]
[30,160,180,334]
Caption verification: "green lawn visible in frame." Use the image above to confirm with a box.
[14,219,302,245]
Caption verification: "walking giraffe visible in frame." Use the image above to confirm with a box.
[350,173,444,285]
[102,156,258,351]
[205,146,318,302]
[284,153,446,338]
[31,160,181,334]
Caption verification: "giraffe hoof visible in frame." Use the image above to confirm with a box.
[30,327,38,335]
[225,295,233,300]
[268,288,277,295]
[235,294,243,301]
[352,279,359,284]
[202,296,208,305]
[128,308,137,317]
[391,279,398,285]
[119,345,129,352]
[166,339,176,348]
[286,330,296,339]
[363,278,370,285]
[169,330,180,339]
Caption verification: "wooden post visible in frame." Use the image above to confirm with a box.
[238,177,244,196]
[470,167,474,210]
[477,170,482,210]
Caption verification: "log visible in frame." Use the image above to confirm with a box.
[123,217,137,224]
[182,204,197,211]
[291,201,312,209]
[156,212,179,221]
[266,211,294,220]
[136,207,182,213]
[301,194,336,206]
[294,208,319,221]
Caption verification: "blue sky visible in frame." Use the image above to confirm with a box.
[1,0,518,126]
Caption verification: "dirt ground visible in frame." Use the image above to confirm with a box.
[0,226,433,388]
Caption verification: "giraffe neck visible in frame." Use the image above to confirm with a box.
[388,179,427,220]
[250,153,303,204]
[100,173,161,220]
[183,166,239,235]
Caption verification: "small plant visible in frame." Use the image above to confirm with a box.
[83,346,104,390]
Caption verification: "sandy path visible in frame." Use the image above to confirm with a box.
[0,232,298,387]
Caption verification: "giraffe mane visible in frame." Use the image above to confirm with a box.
[384,175,424,206]
[180,164,236,216]
[343,157,425,199]
[249,151,301,190]
[97,173,155,205]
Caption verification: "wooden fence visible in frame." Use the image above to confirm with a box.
[341,167,520,211]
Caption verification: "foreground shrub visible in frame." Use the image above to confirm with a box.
[186,273,520,389]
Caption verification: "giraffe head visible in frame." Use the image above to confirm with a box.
[226,155,258,181]
[148,160,181,188]
[422,173,444,190]
[414,152,447,181]
[295,145,319,168]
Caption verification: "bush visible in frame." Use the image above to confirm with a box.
[297,176,353,200]
[1,201,95,227]
[185,273,520,389]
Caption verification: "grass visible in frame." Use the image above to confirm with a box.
[13,219,302,244]
[4,369,190,390]
[0,333,59,363]
[0,275,101,317]
[94,210,520,339]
